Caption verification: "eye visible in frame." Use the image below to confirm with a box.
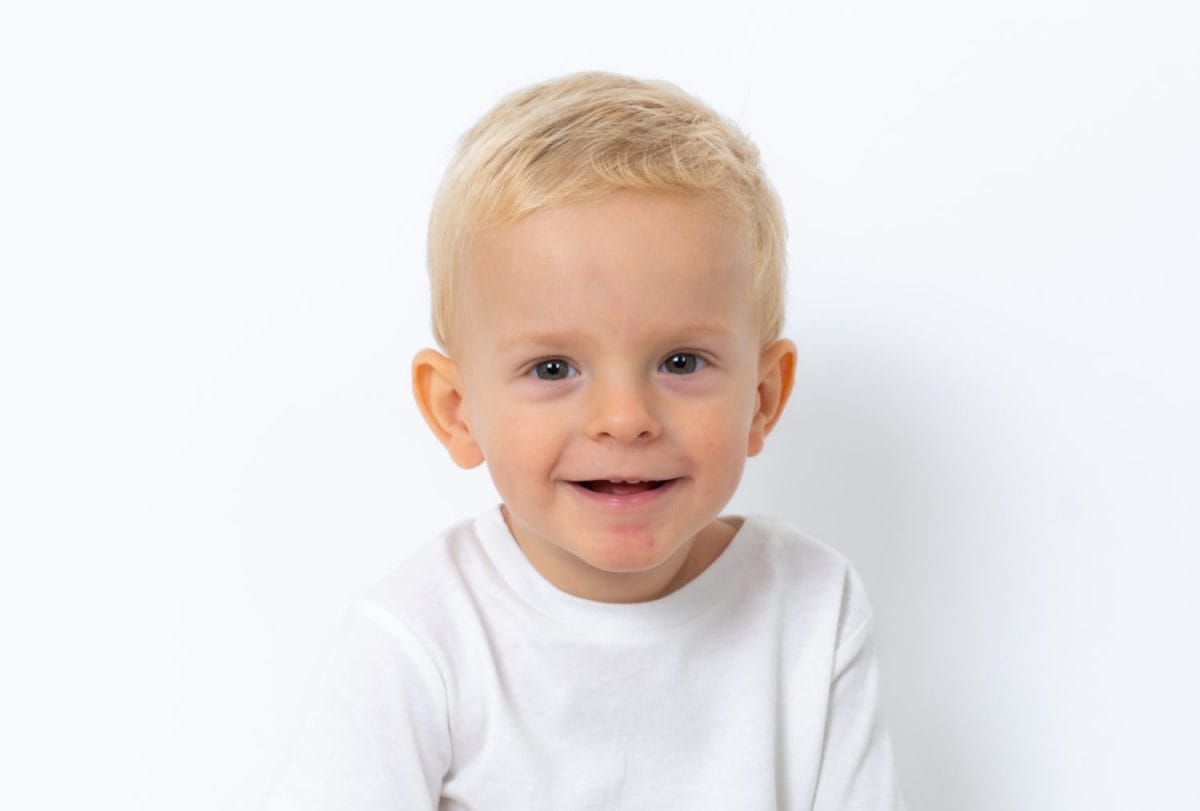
[530,358,577,381]
[660,352,708,375]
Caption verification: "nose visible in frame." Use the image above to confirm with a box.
[584,374,661,443]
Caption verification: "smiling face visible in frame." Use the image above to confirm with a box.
[414,190,795,603]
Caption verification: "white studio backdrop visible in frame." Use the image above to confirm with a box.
[1,1,1197,809]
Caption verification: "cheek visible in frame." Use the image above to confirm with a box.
[689,426,749,502]
[471,397,565,469]
[677,406,754,494]
[699,393,758,471]
[685,392,757,447]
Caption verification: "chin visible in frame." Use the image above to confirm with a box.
[574,530,680,573]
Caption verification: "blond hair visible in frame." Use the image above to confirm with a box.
[427,71,787,349]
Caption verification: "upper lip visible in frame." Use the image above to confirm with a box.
[567,476,678,483]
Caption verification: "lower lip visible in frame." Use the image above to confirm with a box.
[567,478,680,508]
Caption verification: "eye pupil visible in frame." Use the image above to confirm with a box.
[667,353,696,373]
[535,360,568,380]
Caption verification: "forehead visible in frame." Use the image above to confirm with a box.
[456,191,754,352]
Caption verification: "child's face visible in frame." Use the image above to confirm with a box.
[421,190,793,602]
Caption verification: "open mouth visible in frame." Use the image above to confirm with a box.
[574,479,674,496]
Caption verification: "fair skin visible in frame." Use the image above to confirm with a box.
[413,190,796,604]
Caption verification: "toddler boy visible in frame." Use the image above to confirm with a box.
[266,71,906,810]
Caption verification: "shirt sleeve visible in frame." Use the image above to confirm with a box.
[811,569,907,811]
[262,599,451,811]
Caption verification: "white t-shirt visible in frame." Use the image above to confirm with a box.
[264,506,906,810]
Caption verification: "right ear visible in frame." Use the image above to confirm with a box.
[411,348,484,469]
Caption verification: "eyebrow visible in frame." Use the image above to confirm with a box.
[498,324,737,352]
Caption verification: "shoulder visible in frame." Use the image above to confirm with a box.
[352,506,499,628]
[750,514,854,580]
[742,514,877,654]
[342,510,504,662]
[748,514,861,593]
[363,513,491,614]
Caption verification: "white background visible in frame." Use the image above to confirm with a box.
[2,1,1197,809]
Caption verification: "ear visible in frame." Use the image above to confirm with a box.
[411,348,484,469]
[747,338,797,457]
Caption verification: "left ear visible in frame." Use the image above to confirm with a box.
[747,338,797,457]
